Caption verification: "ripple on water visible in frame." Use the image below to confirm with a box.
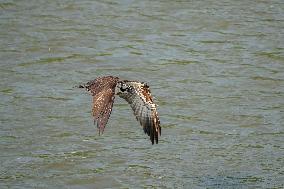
[1,0,283,188]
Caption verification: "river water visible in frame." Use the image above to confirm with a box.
[1,0,283,188]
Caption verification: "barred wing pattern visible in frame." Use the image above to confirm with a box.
[79,76,119,134]
[117,81,161,144]
[79,76,161,144]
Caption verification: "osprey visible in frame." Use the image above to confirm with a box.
[78,76,161,144]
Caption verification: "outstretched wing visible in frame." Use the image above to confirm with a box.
[80,76,119,134]
[117,81,161,144]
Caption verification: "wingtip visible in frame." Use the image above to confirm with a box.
[151,137,158,145]
[150,136,155,145]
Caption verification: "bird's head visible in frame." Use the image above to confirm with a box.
[115,81,129,95]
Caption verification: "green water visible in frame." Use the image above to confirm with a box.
[0,0,283,188]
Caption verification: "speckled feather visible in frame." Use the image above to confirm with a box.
[116,81,161,144]
[79,76,161,144]
[79,76,119,134]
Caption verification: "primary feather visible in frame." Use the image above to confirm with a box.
[79,76,161,144]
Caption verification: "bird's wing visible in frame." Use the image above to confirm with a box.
[80,76,119,134]
[117,81,161,144]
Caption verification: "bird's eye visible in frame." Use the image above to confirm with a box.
[120,84,128,92]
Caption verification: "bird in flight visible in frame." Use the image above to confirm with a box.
[78,76,161,144]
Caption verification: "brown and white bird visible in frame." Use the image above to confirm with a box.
[78,76,161,144]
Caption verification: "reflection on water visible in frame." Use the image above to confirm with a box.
[1,0,283,188]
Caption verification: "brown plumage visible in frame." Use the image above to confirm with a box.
[78,76,161,144]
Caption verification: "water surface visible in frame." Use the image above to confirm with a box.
[0,0,283,188]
